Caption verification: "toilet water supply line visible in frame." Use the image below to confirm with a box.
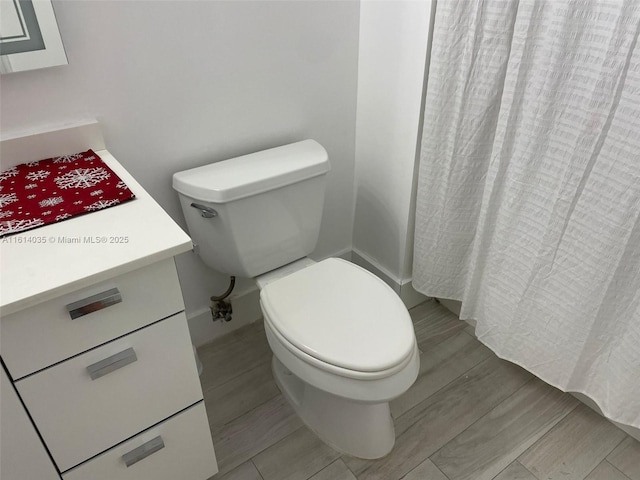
[210,276,236,322]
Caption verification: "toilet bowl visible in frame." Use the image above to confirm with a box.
[258,257,419,459]
[173,140,419,459]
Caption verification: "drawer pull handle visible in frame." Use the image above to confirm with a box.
[122,436,165,467]
[66,288,122,319]
[86,348,137,380]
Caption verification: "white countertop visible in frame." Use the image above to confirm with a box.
[0,149,192,316]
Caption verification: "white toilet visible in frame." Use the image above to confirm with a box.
[173,140,419,459]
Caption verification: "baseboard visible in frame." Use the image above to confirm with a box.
[187,247,355,347]
[399,279,430,310]
[437,298,462,317]
[319,246,352,262]
[188,247,431,346]
[351,249,401,292]
[351,248,427,309]
[186,287,262,347]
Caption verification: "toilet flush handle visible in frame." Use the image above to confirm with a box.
[191,203,218,218]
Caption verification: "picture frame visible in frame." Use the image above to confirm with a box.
[0,0,67,74]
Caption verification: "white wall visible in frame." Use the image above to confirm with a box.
[352,0,432,294]
[0,1,360,343]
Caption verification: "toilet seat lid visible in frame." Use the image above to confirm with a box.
[260,258,415,373]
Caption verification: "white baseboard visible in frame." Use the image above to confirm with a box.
[399,279,430,310]
[187,248,354,347]
[186,287,262,347]
[187,247,430,347]
[351,249,401,292]
[316,247,352,262]
[351,248,427,309]
[437,298,462,317]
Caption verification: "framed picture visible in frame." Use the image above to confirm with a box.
[0,0,67,74]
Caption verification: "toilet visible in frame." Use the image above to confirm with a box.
[173,140,419,459]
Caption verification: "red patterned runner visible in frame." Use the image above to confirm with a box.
[0,150,135,237]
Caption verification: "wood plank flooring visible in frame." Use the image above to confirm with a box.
[198,299,639,480]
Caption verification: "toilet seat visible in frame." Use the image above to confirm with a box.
[259,258,415,376]
[262,310,417,380]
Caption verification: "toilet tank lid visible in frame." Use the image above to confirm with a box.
[172,139,330,203]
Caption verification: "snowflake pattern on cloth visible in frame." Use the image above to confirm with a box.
[55,167,110,189]
[0,193,18,207]
[0,150,135,237]
[0,168,19,181]
[39,196,64,208]
[53,153,83,163]
[84,199,120,211]
[25,170,51,182]
[0,218,45,236]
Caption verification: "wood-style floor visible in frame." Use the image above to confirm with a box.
[198,299,640,480]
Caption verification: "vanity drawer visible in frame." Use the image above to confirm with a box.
[1,365,61,480]
[15,313,203,472]
[62,402,217,480]
[2,258,184,379]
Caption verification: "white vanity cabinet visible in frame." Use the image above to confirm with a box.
[0,146,218,480]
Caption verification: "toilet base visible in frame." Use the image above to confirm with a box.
[271,356,395,459]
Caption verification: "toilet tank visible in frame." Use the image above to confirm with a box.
[173,140,330,278]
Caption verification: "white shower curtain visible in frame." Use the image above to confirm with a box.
[413,0,640,428]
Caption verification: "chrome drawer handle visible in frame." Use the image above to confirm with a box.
[66,288,122,319]
[190,202,218,218]
[86,348,137,380]
[122,436,165,467]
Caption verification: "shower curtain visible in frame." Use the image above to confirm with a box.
[413,0,640,428]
